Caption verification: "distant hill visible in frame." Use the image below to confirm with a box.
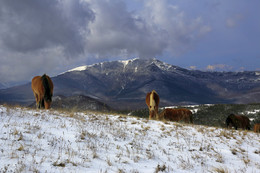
[0,58,260,110]
[27,95,111,112]
[51,95,111,111]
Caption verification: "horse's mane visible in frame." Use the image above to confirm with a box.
[151,90,159,104]
[41,74,52,101]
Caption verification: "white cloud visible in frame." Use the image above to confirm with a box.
[141,0,211,55]
[226,15,244,28]
[189,66,197,70]
[206,64,233,71]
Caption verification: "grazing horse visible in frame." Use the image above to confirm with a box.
[31,74,54,109]
[254,123,260,133]
[158,108,193,123]
[226,114,250,130]
[146,90,160,120]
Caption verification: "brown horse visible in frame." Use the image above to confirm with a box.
[158,108,193,123]
[146,90,160,120]
[226,114,250,130]
[31,74,54,109]
[254,123,260,133]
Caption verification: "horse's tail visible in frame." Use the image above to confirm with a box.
[41,74,52,102]
[189,112,193,124]
[246,117,251,130]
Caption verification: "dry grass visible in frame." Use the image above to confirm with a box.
[0,105,260,172]
[211,166,229,173]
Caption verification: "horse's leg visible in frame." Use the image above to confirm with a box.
[184,116,188,123]
[41,99,45,108]
[38,99,43,109]
[33,92,40,109]
[37,99,41,109]
[38,93,44,109]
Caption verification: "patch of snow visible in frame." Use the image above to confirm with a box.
[153,59,172,71]
[60,58,141,75]
[120,60,130,69]
[0,105,259,172]
[60,62,103,75]
[67,65,88,72]
[119,58,139,70]
[60,65,89,75]
[245,109,260,115]
[250,118,255,121]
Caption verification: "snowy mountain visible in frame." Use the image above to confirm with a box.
[0,105,259,172]
[51,58,260,108]
[0,58,260,109]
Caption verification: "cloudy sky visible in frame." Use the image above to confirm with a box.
[0,0,259,85]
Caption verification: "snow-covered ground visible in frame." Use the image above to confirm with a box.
[0,105,259,173]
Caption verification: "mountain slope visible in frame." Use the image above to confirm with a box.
[0,58,260,109]
[0,105,259,172]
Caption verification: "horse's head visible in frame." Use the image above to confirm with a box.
[44,94,52,109]
[226,117,231,128]
[146,90,159,120]
[149,93,158,119]
[226,114,236,128]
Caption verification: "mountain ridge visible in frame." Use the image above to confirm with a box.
[0,58,260,110]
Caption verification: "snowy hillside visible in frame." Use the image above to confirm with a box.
[0,105,260,172]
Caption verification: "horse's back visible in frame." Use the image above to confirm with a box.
[162,108,179,121]
[227,114,250,130]
[31,76,43,93]
[162,108,192,123]
[32,75,53,91]
[32,76,41,84]
[239,115,250,129]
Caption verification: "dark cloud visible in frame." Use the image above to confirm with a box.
[0,0,94,55]
[0,0,94,83]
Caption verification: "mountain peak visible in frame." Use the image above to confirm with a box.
[63,58,171,74]
[59,58,191,81]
